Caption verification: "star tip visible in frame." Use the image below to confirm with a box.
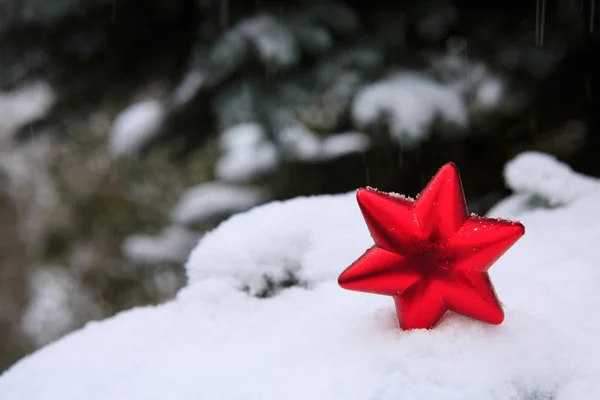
[508,220,525,238]
[356,186,381,205]
[432,162,462,183]
[356,187,368,197]
[489,308,505,325]
[443,161,458,169]
[337,269,351,289]
[439,161,459,174]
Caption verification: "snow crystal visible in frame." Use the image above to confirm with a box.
[0,81,56,141]
[352,73,468,146]
[215,123,279,182]
[108,100,165,156]
[3,153,600,399]
[123,226,199,265]
[170,182,266,225]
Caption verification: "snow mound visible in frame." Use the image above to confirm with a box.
[170,182,266,225]
[108,100,165,156]
[490,152,599,217]
[352,73,468,145]
[504,151,598,206]
[185,193,370,295]
[2,154,600,399]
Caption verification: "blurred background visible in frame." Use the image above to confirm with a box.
[0,0,598,372]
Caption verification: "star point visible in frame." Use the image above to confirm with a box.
[340,163,525,330]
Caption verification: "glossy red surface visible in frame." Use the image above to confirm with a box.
[338,163,525,330]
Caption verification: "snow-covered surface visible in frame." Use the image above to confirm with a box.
[108,100,165,156]
[0,82,56,141]
[170,182,266,224]
[352,73,468,146]
[123,226,199,265]
[215,123,279,182]
[3,152,600,399]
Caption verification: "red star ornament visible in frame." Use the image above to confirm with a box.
[338,163,525,330]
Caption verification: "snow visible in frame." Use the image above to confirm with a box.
[503,151,598,207]
[352,73,468,146]
[172,71,207,106]
[489,152,599,219]
[429,53,506,113]
[108,100,165,156]
[277,124,323,160]
[185,193,369,295]
[20,267,103,348]
[320,132,370,159]
[216,123,370,181]
[0,81,56,141]
[219,122,267,152]
[232,15,299,69]
[278,127,370,162]
[123,226,199,265]
[215,123,279,182]
[474,76,504,110]
[170,181,266,224]
[3,152,600,399]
